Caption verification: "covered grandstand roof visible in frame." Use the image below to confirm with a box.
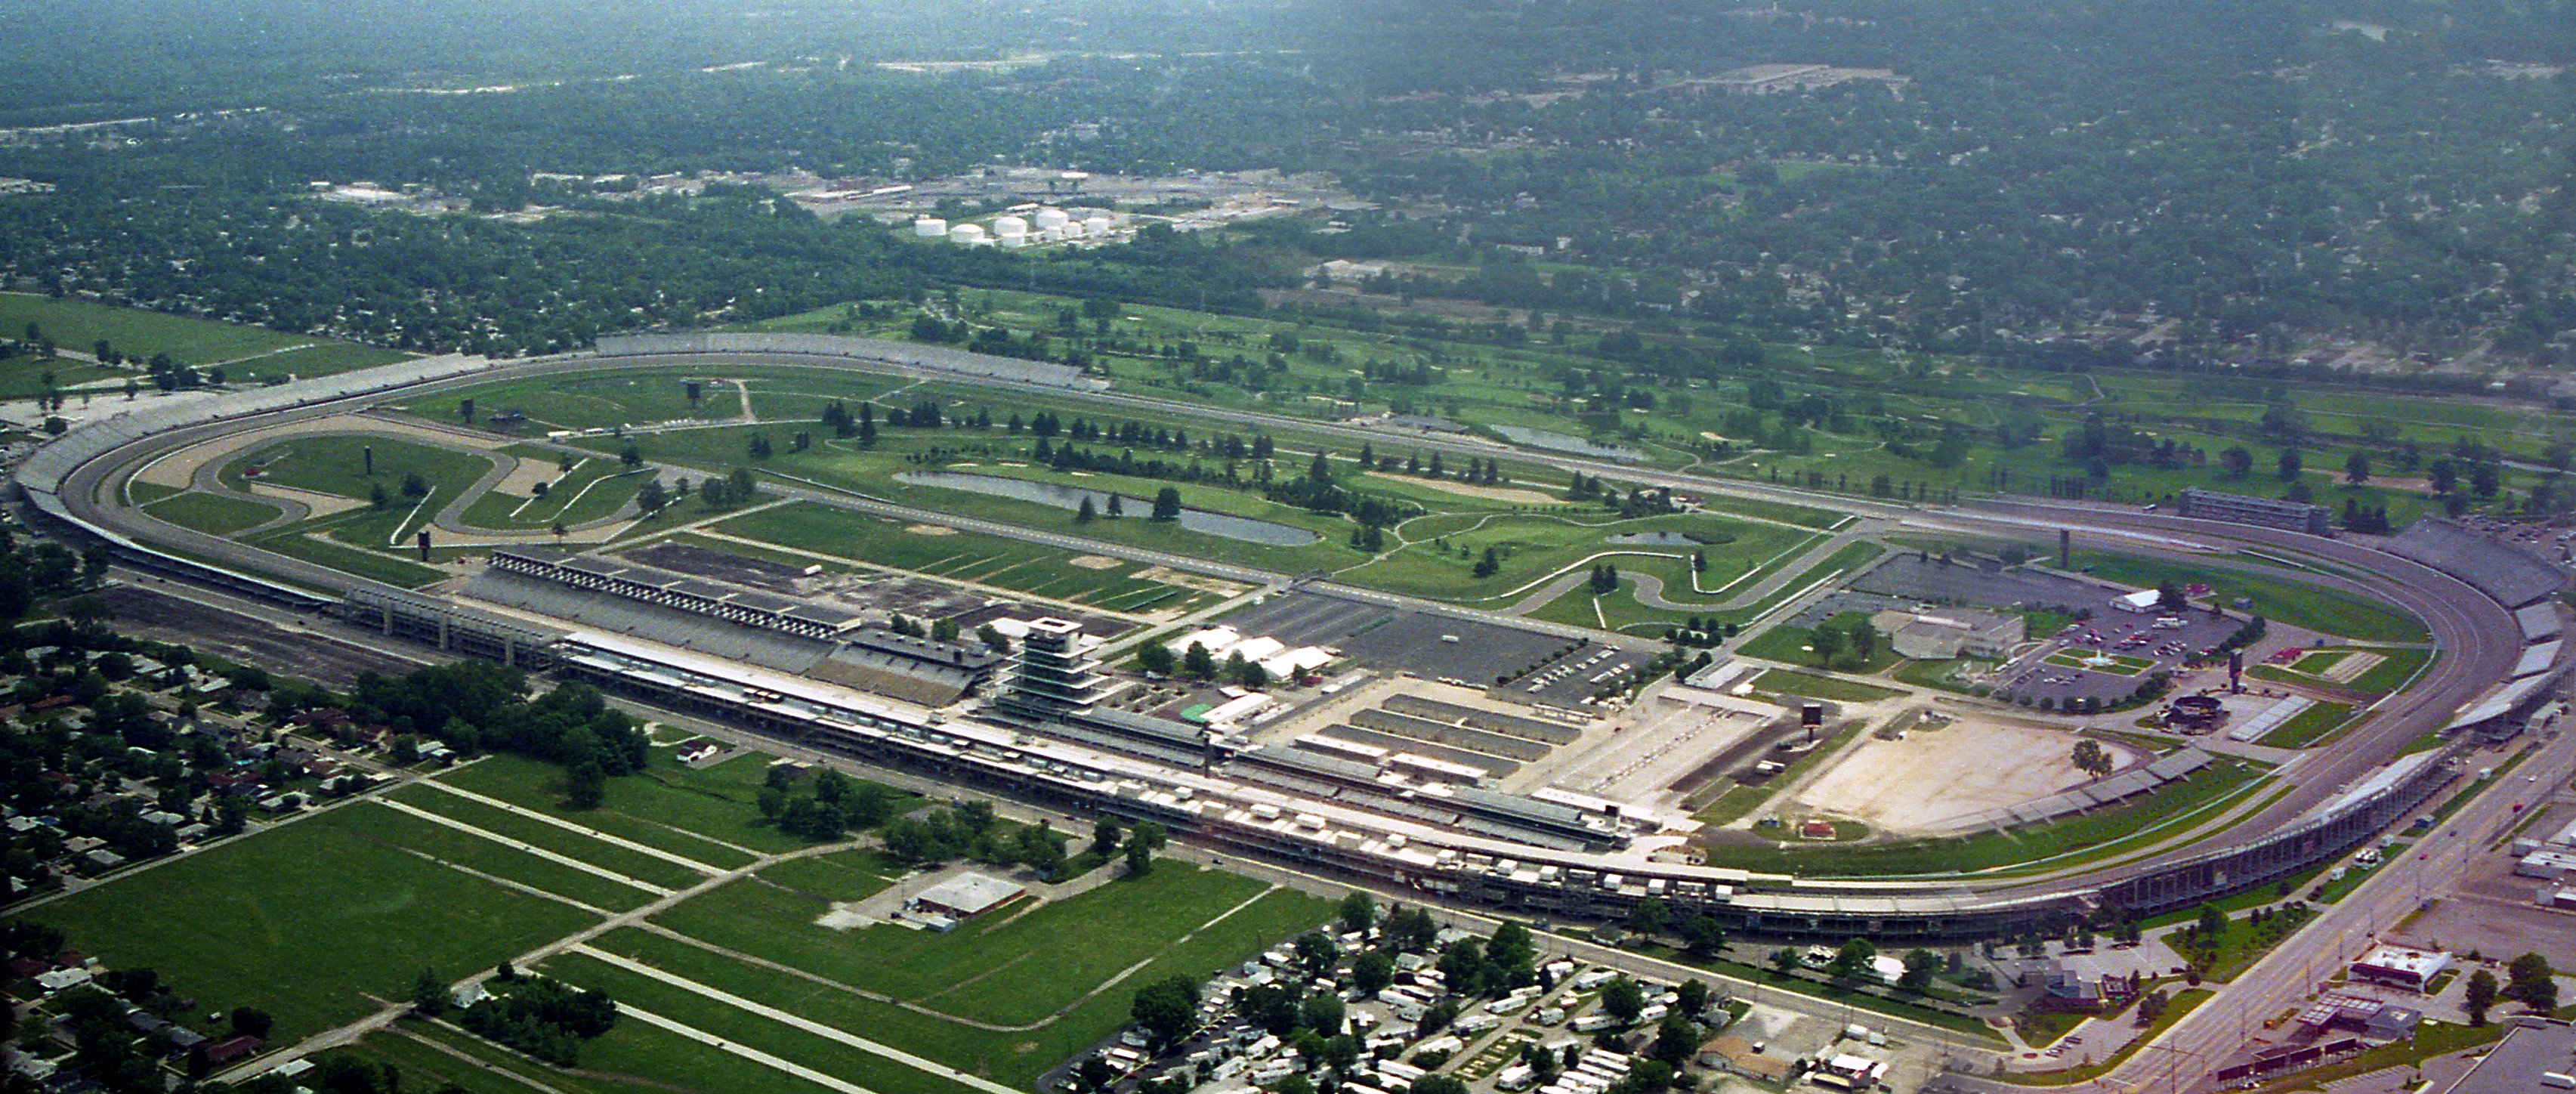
[2385,520,2564,607]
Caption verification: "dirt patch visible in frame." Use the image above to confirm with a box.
[245,483,364,519]
[906,524,958,536]
[489,453,561,502]
[1366,471,1561,508]
[1068,555,1123,570]
[1788,718,2133,836]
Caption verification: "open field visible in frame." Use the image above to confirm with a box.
[1790,719,2116,833]
[221,434,498,504]
[712,501,1212,613]
[1750,669,1903,703]
[141,490,282,535]
[20,802,601,1039]
[13,737,1327,1094]
[1698,757,2270,876]
[581,866,1332,1088]
[2258,701,2359,748]
[439,749,843,860]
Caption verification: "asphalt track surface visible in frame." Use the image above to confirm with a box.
[44,349,2525,904]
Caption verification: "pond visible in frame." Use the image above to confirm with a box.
[894,471,1320,546]
[1604,531,1702,546]
[1488,425,1647,464]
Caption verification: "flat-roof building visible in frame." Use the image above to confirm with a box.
[2438,1019,2576,1094]
[2176,488,2333,536]
[910,872,1026,919]
[2350,944,2453,989]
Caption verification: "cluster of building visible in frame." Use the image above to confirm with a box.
[2510,816,2576,906]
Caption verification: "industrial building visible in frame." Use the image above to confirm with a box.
[1879,607,2023,660]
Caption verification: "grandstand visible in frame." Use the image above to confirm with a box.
[2384,520,2564,607]
[460,568,983,706]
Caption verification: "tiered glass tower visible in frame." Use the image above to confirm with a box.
[999,617,1109,719]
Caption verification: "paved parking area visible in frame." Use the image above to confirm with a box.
[1222,589,1576,688]
[1996,607,2240,709]
[1852,555,2109,613]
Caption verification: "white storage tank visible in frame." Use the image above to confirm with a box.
[999,232,1028,249]
[993,215,1029,239]
[1083,215,1113,236]
[947,223,989,246]
[1033,207,1071,230]
[913,217,948,237]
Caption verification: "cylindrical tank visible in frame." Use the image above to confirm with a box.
[993,215,1029,238]
[947,223,988,245]
[913,217,947,237]
[999,232,1028,249]
[1083,215,1113,236]
[1033,208,1071,230]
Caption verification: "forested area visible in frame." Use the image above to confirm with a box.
[0,0,2568,366]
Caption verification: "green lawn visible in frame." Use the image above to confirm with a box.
[382,783,723,888]
[647,864,1290,1023]
[712,501,1203,611]
[351,801,666,912]
[223,434,496,504]
[19,803,601,1042]
[1889,657,1993,693]
[141,490,282,536]
[582,868,1331,1087]
[543,951,996,1094]
[750,848,900,902]
[436,751,851,861]
[239,524,450,587]
[1740,616,1905,674]
[1751,669,1904,704]
[2258,702,2358,748]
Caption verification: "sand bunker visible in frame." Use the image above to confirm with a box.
[906,524,958,536]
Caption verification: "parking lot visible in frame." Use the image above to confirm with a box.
[1994,606,2240,709]
[1221,590,1580,688]
[1851,554,2108,613]
[1511,647,1662,708]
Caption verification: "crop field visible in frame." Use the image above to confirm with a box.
[15,743,1327,1094]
